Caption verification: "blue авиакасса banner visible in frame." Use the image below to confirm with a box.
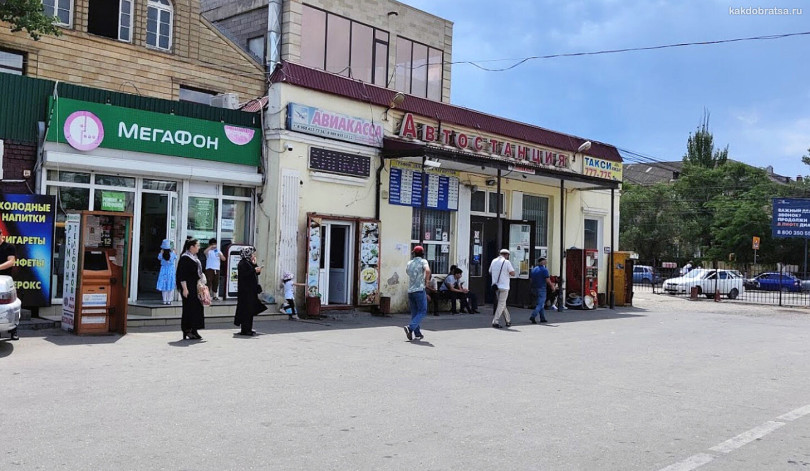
[772,198,810,238]
[0,194,56,306]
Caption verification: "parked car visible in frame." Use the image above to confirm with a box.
[0,275,22,339]
[663,268,744,299]
[744,272,802,292]
[633,265,662,284]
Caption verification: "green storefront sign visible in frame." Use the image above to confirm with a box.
[46,97,260,166]
[101,191,126,212]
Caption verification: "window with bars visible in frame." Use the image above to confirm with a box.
[523,194,549,261]
[411,209,451,275]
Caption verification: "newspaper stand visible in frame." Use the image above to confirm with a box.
[62,211,132,335]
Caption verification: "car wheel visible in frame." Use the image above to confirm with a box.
[728,288,739,300]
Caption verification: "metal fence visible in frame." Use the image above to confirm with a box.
[631,262,810,308]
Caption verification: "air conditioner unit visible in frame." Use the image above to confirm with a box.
[211,93,240,110]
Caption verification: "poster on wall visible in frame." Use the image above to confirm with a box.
[388,161,459,211]
[357,220,381,306]
[61,213,81,331]
[0,194,56,306]
[306,217,322,299]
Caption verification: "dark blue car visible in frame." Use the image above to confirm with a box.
[744,272,801,292]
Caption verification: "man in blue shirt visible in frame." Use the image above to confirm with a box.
[529,257,555,324]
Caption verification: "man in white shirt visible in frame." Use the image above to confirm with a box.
[489,249,515,328]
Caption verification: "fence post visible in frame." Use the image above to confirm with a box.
[779,265,783,307]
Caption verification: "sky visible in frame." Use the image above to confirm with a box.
[401,0,810,178]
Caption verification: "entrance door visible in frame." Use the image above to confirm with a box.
[320,222,354,305]
[137,192,171,300]
[468,216,535,306]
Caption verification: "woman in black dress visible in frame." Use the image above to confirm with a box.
[234,246,266,336]
[177,238,205,340]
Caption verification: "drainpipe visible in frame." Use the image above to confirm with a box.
[495,168,502,251]
[558,179,565,311]
[610,188,615,309]
[375,155,385,220]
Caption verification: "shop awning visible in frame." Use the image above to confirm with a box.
[381,137,619,190]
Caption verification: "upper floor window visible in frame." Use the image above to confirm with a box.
[300,5,388,87]
[396,37,443,101]
[43,0,73,27]
[0,49,25,75]
[87,0,133,42]
[147,0,173,51]
[179,86,216,105]
[247,36,265,64]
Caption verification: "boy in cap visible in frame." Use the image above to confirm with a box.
[404,246,431,341]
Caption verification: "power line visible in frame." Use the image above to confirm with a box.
[452,31,810,72]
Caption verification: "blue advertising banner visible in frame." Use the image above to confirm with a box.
[772,198,810,238]
[0,194,56,306]
[388,161,459,211]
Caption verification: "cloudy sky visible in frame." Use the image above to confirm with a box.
[402,0,810,177]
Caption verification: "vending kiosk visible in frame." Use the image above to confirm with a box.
[566,248,599,298]
[61,211,132,335]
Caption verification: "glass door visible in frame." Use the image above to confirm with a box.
[136,192,173,300]
[319,221,355,305]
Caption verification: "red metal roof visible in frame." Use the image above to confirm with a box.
[270,61,621,163]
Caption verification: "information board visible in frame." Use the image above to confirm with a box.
[388,161,459,211]
[772,198,810,238]
[309,147,371,178]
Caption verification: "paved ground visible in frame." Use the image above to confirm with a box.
[3,293,810,470]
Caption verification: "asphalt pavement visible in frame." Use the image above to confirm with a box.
[2,293,810,470]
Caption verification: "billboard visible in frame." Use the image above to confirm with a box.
[772,198,810,238]
[0,194,56,306]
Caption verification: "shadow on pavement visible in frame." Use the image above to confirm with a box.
[0,341,14,357]
[40,331,124,346]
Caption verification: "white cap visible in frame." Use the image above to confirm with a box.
[499,249,510,255]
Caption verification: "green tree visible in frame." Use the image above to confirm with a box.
[802,147,810,168]
[0,0,61,40]
[683,110,728,168]
[619,182,688,263]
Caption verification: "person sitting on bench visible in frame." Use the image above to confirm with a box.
[440,267,478,314]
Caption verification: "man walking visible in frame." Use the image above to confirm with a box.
[489,248,515,328]
[404,246,431,341]
[529,257,556,324]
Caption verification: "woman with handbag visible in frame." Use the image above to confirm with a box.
[176,238,206,340]
[234,246,267,336]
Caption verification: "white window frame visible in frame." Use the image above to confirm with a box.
[146,0,174,51]
[43,0,74,27]
[470,190,507,217]
[118,0,134,42]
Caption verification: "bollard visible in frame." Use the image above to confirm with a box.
[714,289,720,302]
[690,286,698,299]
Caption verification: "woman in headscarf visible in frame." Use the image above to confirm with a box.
[176,238,205,340]
[234,246,267,336]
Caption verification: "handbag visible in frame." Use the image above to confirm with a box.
[197,280,212,306]
[491,258,507,292]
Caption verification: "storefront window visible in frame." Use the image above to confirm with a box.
[223,186,250,197]
[48,186,91,298]
[523,194,549,261]
[143,179,177,191]
[221,200,249,246]
[95,174,136,188]
[187,196,218,243]
[411,209,451,275]
[584,218,599,250]
[47,170,90,184]
[471,190,505,216]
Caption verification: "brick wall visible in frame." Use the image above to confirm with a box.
[0,0,266,102]
[0,140,37,194]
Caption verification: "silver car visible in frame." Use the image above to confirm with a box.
[0,275,22,339]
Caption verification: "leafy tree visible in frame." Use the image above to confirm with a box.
[683,110,728,168]
[0,0,61,40]
[802,147,810,168]
[619,182,688,263]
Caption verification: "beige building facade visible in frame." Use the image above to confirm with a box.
[0,0,265,100]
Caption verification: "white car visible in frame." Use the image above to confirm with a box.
[0,275,22,338]
[663,268,744,299]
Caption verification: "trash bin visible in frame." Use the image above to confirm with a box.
[379,296,391,315]
[305,296,321,316]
